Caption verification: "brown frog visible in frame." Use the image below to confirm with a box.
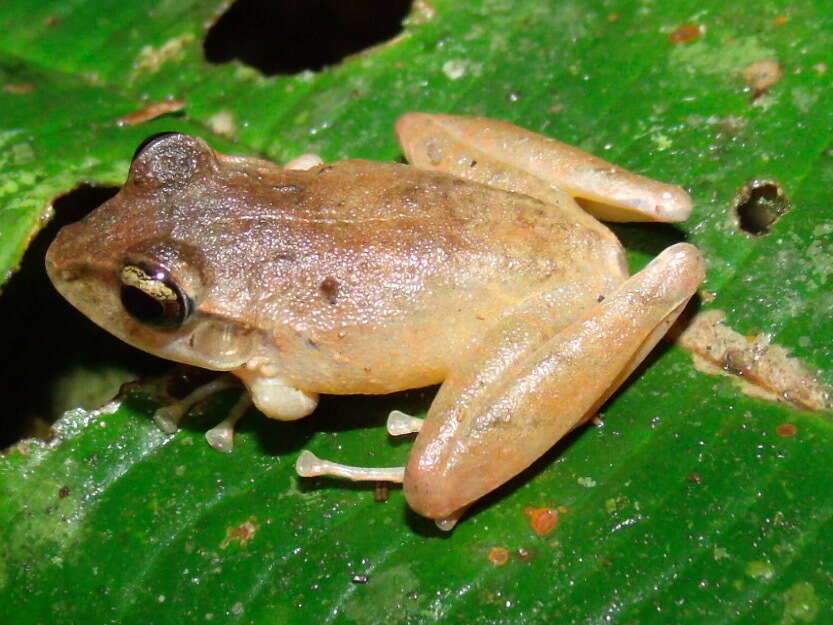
[46,113,705,529]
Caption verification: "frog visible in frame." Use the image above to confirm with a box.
[46,113,705,529]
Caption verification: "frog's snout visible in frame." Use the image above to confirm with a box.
[45,227,75,283]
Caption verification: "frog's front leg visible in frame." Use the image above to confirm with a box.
[233,366,319,421]
[404,243,705,520]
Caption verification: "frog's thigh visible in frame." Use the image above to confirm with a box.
[404,243,705,519]
[233,371,319,421]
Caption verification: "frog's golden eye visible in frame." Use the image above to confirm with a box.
[119,262,193,329]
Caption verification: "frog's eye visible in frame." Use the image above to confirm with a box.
[131,132,182,163]
[128,132,212,190]
[119,262,193,329]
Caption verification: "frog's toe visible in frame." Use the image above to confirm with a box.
[285,153,323,171]
[435,508,467,532]
[204,392,252,453]
[153,404,187,433]
[295,450,405,483]
[386,410,424,436]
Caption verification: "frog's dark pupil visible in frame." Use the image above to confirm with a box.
[119,263,192,329]
[120,284,168,325]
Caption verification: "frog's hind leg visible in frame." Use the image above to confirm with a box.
[396,112,692,223]
[403,243,705,521]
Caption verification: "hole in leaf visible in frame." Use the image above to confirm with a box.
[0,184,165,448]
[734,180,790,236]
[204,0,413,76]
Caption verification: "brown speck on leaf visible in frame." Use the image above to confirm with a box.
[58,486,70,498]
[686,472,703,484]
[679,310,832,411]
[117,99,186,127]
[3,83,35,94]
[373,482,390,502]
[607,12,620,22]
[524,506,560,536]
[775,423,798,438]
[743,60,783,100]
[221,516,260,549]
[516,547,534,561]
[669,24,703,44]
[773,15,790,26]
[488,546,510,566]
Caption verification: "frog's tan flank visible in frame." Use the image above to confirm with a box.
[46,113,704,528]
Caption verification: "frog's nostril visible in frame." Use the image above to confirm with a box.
[58,268,80,282]
[204,0,414,76]
[734,179,790,236]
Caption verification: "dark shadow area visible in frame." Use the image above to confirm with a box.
[204,0,412,75]
[734,179,789,236]
[0,185,167,448]
[608,221,688,264]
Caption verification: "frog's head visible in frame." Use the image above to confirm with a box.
[46,133,258,370]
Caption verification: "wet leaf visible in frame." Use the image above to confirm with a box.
[1,1,832,624]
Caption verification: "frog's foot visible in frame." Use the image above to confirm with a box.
[153,375,239,433]
[295,450,463,531]
[386,410,424,436]
[204,392,252,453]
[285,153,323,171]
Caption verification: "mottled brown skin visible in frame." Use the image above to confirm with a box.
[47,116,704,523]
[47,133,624,393]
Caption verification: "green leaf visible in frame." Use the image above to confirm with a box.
[1,1,832,624]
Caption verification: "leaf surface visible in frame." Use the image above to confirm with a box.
[1,1,831,623]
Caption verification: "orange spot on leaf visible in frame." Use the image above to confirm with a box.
[488,546,510,566]
[776,423,797,438]
[524,506,561,536]
[669,24,702,44]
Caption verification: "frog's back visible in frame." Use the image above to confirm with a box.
[189,159,626,394]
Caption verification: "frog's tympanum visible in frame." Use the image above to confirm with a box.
[46,114,705,529]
